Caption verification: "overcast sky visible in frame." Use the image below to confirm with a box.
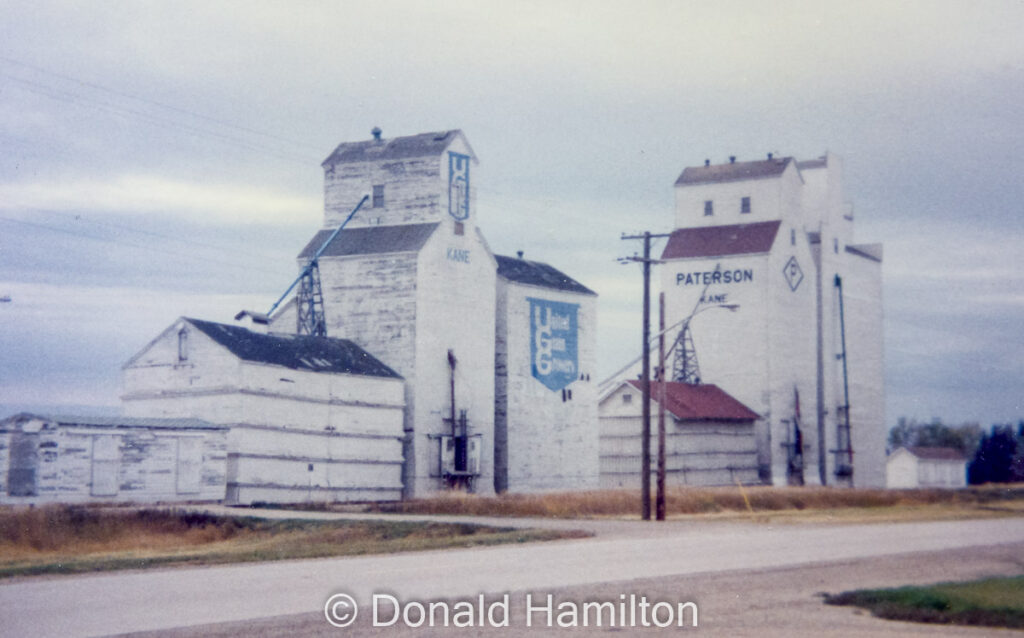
[1,1,1021,426]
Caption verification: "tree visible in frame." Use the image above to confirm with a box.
[968,425,1023,485]
[888,417,983,456]
[888,417,916,450]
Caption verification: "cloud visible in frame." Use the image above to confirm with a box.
[0,174,320,224]
[0,280,275,408]
[1,1,1022,428]
[880,221,1024,422]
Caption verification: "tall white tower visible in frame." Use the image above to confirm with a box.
[279,129,498,497]
[660,154,885,486]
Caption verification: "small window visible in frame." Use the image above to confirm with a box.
[741,197,751,214]
[177,328,188,362]
[834,238,839,254]
[703,200,713,216]
[372,184,384,208]
[622,393,633,404]
[791,229,796,245]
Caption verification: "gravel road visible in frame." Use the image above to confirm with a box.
[1,513,1021,637]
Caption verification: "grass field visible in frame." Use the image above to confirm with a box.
[362,484,1024,520]
[0,506,586,579]
[825,576,1024,629]
[3,485,1021,579]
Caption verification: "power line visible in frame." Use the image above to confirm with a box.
[17,208,303,264]
[0,55,325,153]
[0,214,293,279]
[0,68,319,167]
[0,56,662,268]
[1,57,651,231]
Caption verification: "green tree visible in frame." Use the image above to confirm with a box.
[888,417,983,456]
[968,425,1021,484]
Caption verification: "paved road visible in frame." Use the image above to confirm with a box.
[1,514,1023,637]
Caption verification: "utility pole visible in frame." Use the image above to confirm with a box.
[657,292,667,521]
[620,230,669,520]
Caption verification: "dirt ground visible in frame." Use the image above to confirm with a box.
[124,541,1024,637]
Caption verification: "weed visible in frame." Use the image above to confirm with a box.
[0,505,585,579]
[367,485,1024,518]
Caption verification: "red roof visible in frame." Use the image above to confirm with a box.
[905,447,967,461]
[626,380,759,421]
[661,221,781,259]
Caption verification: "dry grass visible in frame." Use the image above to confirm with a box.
[0,507,255,560]
[369,484,1024,519]
[0,505,585,579]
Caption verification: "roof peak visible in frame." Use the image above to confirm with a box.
[182,318,402,379]
[661,220,781,260]
[495,254,596,295]
[322,129,467,166]
[1,412,224,430]
[298,222,439,260]
[623,380,759,421]
[676,156,793,186]
[901,446,967,461]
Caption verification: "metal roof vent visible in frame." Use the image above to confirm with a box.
[233,310,269,334]
[371,127,382,141]
[729,155,736,164]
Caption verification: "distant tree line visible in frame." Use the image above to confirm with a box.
[888,417,1024,485]
[969,423,1024,484]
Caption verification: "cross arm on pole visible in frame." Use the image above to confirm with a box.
[617,230,670,521]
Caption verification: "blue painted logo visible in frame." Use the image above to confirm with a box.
[448,152,470,221]
[528,297,579,392]
[783,256,804,291]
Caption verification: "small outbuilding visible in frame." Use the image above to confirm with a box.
[886,446,968,489]
[599,380,760,487]
[0,413,227,504]
[122,317,406,505]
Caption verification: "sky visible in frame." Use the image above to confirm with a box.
[0,1,1021,427]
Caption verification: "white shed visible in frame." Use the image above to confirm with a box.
[122,317,406,505]
[886,446,967,489]
[0,412,227,504]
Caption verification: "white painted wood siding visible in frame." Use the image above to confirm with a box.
[495,277,598,492]
[598,384,758,488]
[122,318,405,504]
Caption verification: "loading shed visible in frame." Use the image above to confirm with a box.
[122,317,406,504]
[599,380,760,487]
[0,413,227,504]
